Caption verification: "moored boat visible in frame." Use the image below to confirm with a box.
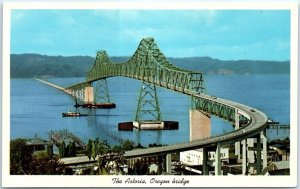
[82,103,116,109]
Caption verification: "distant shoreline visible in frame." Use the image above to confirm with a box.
[10,53,290,78]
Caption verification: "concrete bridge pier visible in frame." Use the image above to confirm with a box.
[166,154,172,174]
[247,138,256,174]
[72,89,84,102]
[202,147,209,175]
[214,142,221,175]
[244,129,267,175]
[247,136,262,175]
[261,129,267,170]
[256,134,262,174]
[234,109,241,161]
[189,109,211,141]
[84,86,94,104]
[242,139,248,175]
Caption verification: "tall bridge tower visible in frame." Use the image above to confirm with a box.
[133,81,162,129]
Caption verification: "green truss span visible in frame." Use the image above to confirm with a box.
[86,37,204,94]
[66,37,247,124]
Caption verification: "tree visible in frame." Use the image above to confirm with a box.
[65,141,77,157]
[30,154,65,175]
[136,143,144,149]
[133,159,142,175]
[91,142,97,160]
[121,139,134,151]
[10,138,33,174]
[58,141,66,157]
[47,144,53,157]
[111,145,122,154]
[86,139,93,160]
[97,141,109,156]
[10,138,69,175]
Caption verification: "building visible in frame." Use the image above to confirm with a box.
[269,144,290,161]
[180,147,231,166]
[25,135,53,156]
[261,161,290,175]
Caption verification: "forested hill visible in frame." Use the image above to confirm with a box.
[11,54,290,78]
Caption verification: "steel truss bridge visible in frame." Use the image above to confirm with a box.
[38,38,268,175]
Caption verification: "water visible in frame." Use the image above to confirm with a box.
[10,74,290,146]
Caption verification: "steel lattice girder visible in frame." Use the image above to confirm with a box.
[85,38,204,95]
[192,96,250,124]
[94,79,111,103]
[193,96,235,122]
[67,83,90,101]
[65,38,250,123]
[66,81,91,91]
[135,81,161,122]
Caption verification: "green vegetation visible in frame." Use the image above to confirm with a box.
[10,54,94,78]
[168,57,290,75]
[83,138,135,175]
[10,138,64,175]
[269,137,290,146]
[85,138,135,161]
[10,138,34,174]
[11,53,290,78]
[10,137,171,175]
[58,141,77,158]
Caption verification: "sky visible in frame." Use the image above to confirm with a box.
[10,9,290,61]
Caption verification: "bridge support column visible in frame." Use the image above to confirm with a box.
[242,139,248,175]
[202,147,209,175]
[84,86,94,104]
[166,154,172,174]
[234,109,241,161]
[94,79,111,104]
[73,89,85,102]
[256,134,262,175]
[247,138,255,174]
[190,110,211,142]
[214,142,221,175]
[135,81,161,122]
[261,130,267,170]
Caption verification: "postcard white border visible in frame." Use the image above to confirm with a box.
[2,1,298,187]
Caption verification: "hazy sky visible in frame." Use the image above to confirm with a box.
[11,9,290,61]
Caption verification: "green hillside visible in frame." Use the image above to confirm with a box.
[10,54,290,78]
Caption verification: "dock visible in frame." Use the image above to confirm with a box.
[49,129,86,150]
[267,124,290,129]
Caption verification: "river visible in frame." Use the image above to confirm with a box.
[10,74,290,146]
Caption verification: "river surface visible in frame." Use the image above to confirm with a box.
[10,74,290,146]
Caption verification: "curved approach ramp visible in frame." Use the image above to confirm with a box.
[65,38,268,163]
[125,94,268,158]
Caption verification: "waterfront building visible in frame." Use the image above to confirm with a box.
[179,147,231,166]
[261,161,290,175]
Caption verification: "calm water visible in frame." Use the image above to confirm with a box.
[10,74,290,146]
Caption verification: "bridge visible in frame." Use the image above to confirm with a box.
[37,38,268,175]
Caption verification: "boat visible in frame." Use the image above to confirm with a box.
[62,111,87,117]
[82,103,116,109]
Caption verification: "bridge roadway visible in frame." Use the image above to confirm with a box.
[124,92,268,158]
[35,78,73,95]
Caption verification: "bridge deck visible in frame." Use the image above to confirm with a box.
[35,78,72,95]
[124,93,268,158]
